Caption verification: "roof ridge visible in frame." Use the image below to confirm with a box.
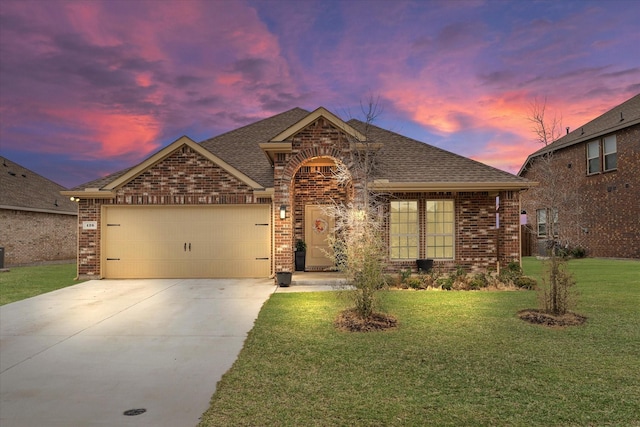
[199,107,310,143]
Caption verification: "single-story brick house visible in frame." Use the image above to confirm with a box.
[62,107,533,280]
[0,156,77,266]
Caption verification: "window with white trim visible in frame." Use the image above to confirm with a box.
[587,140,600,174]
[536,209,547,236]
[587,135,617,174]
[536,208,558,237]
[390,200,418,259]
[425,200,454,259]
[603,135,617,171]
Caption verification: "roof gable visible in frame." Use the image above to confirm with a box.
[106,136,264,191]
[65,136,265,197]
[269,107,366,142]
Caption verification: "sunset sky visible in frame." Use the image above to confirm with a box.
[1,0,639,189]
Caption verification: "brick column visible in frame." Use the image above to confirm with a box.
[498,190,521,267]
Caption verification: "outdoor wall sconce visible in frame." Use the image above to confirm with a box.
[279,204,287,219]
[69,196,80,202]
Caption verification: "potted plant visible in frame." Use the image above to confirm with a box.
[295,239,307,271]
[276,270,292,287]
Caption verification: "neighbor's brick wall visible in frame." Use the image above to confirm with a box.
[76,146,270,278]
[0,209,76,266]
[521,124,640,258]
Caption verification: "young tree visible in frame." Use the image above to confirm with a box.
[523,99,582,315]
[325,97,393,325]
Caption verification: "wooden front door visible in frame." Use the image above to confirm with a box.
[304,205,335,270]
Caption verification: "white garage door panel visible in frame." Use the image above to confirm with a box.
[103,205,271,279]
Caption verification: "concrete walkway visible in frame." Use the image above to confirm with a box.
[0,278,276,427]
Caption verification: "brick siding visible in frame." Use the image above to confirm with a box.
[0,209,76,266]
[76,146,268,277]
[520,124,640,258]
[273,118,522,274]
[77,121,525,277]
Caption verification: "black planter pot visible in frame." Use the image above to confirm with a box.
[276,272,292,287]
[416,259,434,273]
[295,251,306,271]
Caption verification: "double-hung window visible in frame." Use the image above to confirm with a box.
[587,135,617,174]
[425,200,454,259]
[603,135,617,171]
[587,141,600,174]
[390,201,418,259]
[536,207,558,237]
[536,209,547,236]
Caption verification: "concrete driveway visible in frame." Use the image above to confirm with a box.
[0,278,275,427]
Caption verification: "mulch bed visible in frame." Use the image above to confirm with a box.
[518,309,587,327]
[335,309,398,332]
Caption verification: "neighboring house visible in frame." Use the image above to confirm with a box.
[0,156,77,266]
[519,94,640,259]
[63,107,533,280]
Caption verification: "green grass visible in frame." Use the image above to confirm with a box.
[199,257,640,426]
[0,263,83,305]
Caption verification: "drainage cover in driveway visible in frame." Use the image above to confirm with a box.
[123,408,147,416]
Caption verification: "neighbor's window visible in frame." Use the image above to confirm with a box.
[390,200,418,259]
[587,135,617,174]
[536,208,558,237]
[425,200,454,259]
[536,209,547,236]
[587,140,600,174]
[603,135,617,171]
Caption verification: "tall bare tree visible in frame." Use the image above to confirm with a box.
[523,99,582,315]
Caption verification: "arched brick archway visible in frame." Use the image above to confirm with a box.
[273,147,354,273]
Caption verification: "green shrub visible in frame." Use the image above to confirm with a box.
[405,276,425,289]
[499,260,523,285]
[571,246,587,258]
[437,277,454,290]
[514,276,537,290]
[469,273,489,290]
[399,268,412,284]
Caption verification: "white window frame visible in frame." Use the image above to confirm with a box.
[603,135,617,172]
[425,200,455,260]
[537,207,558,237]
[536,209,547,236]
[586,140,600,175]
[389,200,419,260]
[587,134,617,175]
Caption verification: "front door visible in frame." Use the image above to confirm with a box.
[304,205,335,270]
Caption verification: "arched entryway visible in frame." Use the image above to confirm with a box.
[291,157,352,271]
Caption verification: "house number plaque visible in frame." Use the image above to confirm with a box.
[82,221,98,230]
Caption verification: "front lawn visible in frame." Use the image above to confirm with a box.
[0,263,83,305]
[199,257,640,426]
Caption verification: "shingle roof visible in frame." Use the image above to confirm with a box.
[0,156,77,214]
[519,93,640,175]
[199,108,311,187]
[348,120,528,185]
[72,106,530,191]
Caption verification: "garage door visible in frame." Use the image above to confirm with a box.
[102,205,271,278]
